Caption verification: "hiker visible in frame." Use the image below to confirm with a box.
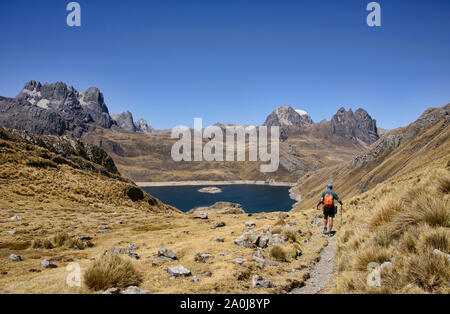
[317,184,343,234]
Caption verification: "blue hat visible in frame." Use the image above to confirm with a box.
[328,184,333,189]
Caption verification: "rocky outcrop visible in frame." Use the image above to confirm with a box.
[377,128,389,137]
[188,202,245,215]
[351,104,450,167]
[134,118,154,134]
[0,127,119,175]
[111,111,136,132]
[263,105,313,127]
[331,107,379,145]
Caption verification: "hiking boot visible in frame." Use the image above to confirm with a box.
[323,227,328,234]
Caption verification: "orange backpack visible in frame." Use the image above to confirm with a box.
[323,193,334,209]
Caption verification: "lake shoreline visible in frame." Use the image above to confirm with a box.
[137,180,297,187]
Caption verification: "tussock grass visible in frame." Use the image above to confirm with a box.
[53,232,70,247]
[405,252,449,292]
[32,238,54,249]
[0,241,31,250]
[270,245,287,262]
[31,232,93,250]
[274,218,286,226]
[437,176,450,194]
[389,189,450,236]
[84,253,142,291]
[354,245,392,271]
[422,228,449,253]
[282,229,298,243]
[369,198,403,230]
[271,226,282,234]
[133,224,175,232]
[333,169,450,294]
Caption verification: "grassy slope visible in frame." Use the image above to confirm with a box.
[0,128,330,294]
[292,104,450,293]
[292,104,450,210]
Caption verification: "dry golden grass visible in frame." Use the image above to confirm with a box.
[0,209,326,294]
[437,176,450,194]
[0,135,327,296]
[282,229,298,243]
[330,167,450,294]
[0,128,176,215]
[293,104,450,211]
[84,253,142,291]
[270,245,287,262]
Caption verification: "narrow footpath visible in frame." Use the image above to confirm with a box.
[291,218,335,294]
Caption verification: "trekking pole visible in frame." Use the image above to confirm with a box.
[340,204,343,226]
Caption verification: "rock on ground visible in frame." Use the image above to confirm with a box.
[252,275,273,288]
[103,286,150,294]
[158,248,177,260]
[9,254,22,261]
[41,260,58,268]
[167,265,192,277]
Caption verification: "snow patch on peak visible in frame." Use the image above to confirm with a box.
[295,109,309,116]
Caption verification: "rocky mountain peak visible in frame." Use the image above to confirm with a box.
[80,87,109,113]
[111,111,136,132]
[263,105,313,127]
[1,81,115,137]
[331,107,379,145]
[134,118,154,134]
[111,111,154,134]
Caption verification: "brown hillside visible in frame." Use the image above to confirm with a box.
[81,122,363,183]
[292,103,450,210]
[0,127,175,213]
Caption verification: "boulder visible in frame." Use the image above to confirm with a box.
[9,254,22,262]
[194,213,208,220]
[252,250,265,263]
[167,265,191,277]
[194,253,213,263]
[158,248,177,260]
[258,235,270,249]
[110,248,130,255]
[103,286,150,294]
[252,275,273,288]
[234,231,260,248]
[41,260,58,268]
[433,249,450,262]
[232,258,246,265]
[268,234,288,245]
[211,222,226,229]
[128,252,140,260]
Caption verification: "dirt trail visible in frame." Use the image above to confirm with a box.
[291,218,335,294]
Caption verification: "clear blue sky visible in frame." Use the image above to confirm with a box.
[1,0,449,129]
